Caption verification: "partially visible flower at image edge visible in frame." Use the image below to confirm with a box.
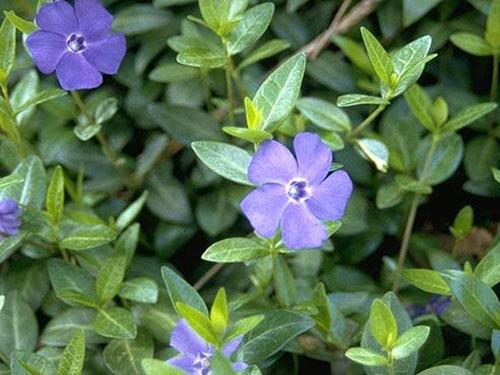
[0,198,21,239]
[167,319,248,375]
[241,132,353,249]
[26,0,126,91]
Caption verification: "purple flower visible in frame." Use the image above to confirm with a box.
[167,320,248,375]
[406,295,451,319]
[26,0,126,91]
[0,199,21,238]
[241,132,353,249]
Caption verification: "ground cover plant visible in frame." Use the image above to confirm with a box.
[0,0,499,374]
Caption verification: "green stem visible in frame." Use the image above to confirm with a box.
[222,40,235,124]
[491,54,499,102]
[392,134,440,293]
[200,69,213,112]
[293,353,299,375]
[71,91,136,190]
[350,104,386,138]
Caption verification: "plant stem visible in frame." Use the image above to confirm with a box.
[200,69,213,112]
[392,134,440,293]
[491,54,499,102]
[71,91,136,190]
[222,40,235,124]
[194,263,224,291]
[293,353,300,375]
[350,104,386,138]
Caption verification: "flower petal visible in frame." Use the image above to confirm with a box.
[74,0,113,41]
[281,203,327,249]
[167,354,194,373]
[35,0,78,36]
[232,361,249,372]
[83,34,126,74]
[0,199,19,215]
[222,336,243,357]
[26,31,67,74]
[248,140,297,185]
[170,320,210,355]
[306,170,353,221]
[55,53,103,90]
[240,184,289,238]
[293,132,332,186]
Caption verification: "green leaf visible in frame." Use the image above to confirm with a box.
[116,223,140,266]
[369,299,398,349]
[356,138,389,172]
[417,365,473,375]
[211,351,238,375]
[61,224,116,251]
[161,266,208,315]
[198,0,231,35]
[0,17,16,83]
[238,39,290,69]
[57,329,85,375]
[345,347,388,367]
[332,35,373,74]
[449,206,473,239]
[417,133,463,186]
[336,94,389,107]
[493,167,500,183]
[103,331,154,375]
[312,283,332,337]
[202,238,269,263]
[404,84,436,131]
[442,102,497,132]
[0,295,4,312]
[297,97,351,131]
[222,127,272,144]
[48,259,97,307]
[273,254,296,308]
[177,302,219,344]
[142,359,186,375]
[95,97,118,124]
[0,292,38,358]
[210,288,229,335]
[46,166,65,226]
[464,136,499,181]
[113,5,172,35]
[93,307,137,339]
[116,191,148,232]
[177,46,226,68]
[74,123,101,141]
[450,32,492,56]
[149,63,198,83]
[96,254,127,304]
[474,242,500,287]
[119,277,159,304]
[253,53,306,132]
[432,97,449,126]
[227,3,274,55]
[226,315,264,342]
[441,270,500,329]
[376,182,405,209]
[403,269,452,295]
[392,326,430,359]
[395,175,432,194]
[360,27,393,85]
[239,310,314,363]
[191,141,252,185]
[13,89,67,115]
[3,11,37,34]
[485,0,500,49]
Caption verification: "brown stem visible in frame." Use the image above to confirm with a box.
[194,263,224,291]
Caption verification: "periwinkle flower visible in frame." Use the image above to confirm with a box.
[406,295,451,319]
[241,132,353,249]
[26,0,126,91]
[167,320,248,375]
[0,199,21,238]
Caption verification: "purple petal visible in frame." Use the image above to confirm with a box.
[222,336,243,357]
[170,320,210,355]
[240,184,289,238]
[83,34,126,74]
[35,0,78,36]
[306,170,353,221]
[74,0,113,41]
[281,203,327,249]
[0,199,19,215]
[167,354,194,373]
[232,361,249,372]
[55,53,103,90]
[293,132,332,186]
[26,31,67,74]
[248,140,298,185]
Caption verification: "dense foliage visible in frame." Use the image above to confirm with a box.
[0,0,499,374]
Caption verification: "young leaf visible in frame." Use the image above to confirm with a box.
[391,326,430,360]
[0,17,16,83]
[161,266,208,315]
[450,32,492,56]
[57,329,85,375]
[226,315,264,342]
[432,97,449,126]
[210,288,229,335]
[345,347,388,366]
[46,166,65,226]
[312,283,332,337]
[177,302,219,344]
[336,94,389,107]
[474,241,500,287]
[253,53,306,132]
[3,10,37,34]
[402,269,452,295]
[449,206,473,239]
[404,84,436,131]
[199,0,231,35]
[223,127,272,144]
[485,0,500,49]
[95,97,118,124]
[191,141,253,185]
[369,299,398,349]
[245,97,263,130]
[210,351,238,375]
[96,254,127,304]
[360,27,393,85]
[116,191,148,232]
[142,359,186,375]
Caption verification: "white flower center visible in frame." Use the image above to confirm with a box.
[287,179,310,202]
[67,33,87,53]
